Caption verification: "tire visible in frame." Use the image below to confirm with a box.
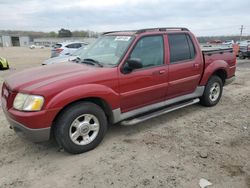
[238,52,245,59]
[54,102,108,154]
[200,75,223,107]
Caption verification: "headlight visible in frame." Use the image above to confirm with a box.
[13,93,44,111]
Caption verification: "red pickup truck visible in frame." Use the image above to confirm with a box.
[1,28,236,154]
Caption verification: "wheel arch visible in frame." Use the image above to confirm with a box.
[200,60,229,86]
[212,69,227,85]
[52,97,114,125]
[50,97,114,138]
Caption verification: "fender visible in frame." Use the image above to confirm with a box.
[200,60,229,86]
[45,84,120,110]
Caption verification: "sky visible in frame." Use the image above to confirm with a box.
[0,0,249,36]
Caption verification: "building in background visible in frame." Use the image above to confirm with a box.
[0,34,97,47]
[0,35,30,47]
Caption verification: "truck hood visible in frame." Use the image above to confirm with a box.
[5,63,103,92]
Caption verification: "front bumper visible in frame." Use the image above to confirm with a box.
[4,110,51,142]
[2,103,51,142]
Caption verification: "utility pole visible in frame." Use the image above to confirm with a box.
[240,25,245,41]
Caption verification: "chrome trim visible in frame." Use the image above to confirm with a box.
[121,98,200,126]
[112,86,204,123]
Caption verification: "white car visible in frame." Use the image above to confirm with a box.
[29,44,45,49]
[51,41,88,58]
[42,46,87,65]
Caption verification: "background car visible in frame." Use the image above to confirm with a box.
[222,40,234,47]
[237,40,250,45]
[29,44,45,49]
[238,40,250,59]
[208,40,222,44]
[42,46,87,65]
[0,57,9,70]
[51,41,88,58]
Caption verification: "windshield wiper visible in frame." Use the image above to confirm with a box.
[81,58,103,67]
[70,56,81,62]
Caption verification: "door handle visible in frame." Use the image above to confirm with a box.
[152,69,166,75]
[159,70,166,74]
[193,63,200,69]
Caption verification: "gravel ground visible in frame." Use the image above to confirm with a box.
[0,47,249,188]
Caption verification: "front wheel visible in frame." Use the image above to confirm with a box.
[200,75,223,107]
[54,102,108,154]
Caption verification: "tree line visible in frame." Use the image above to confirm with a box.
[198,35,250,43]
[0,28,99,38]
[0,29,249,42]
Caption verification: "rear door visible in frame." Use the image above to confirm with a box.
[167,33,203,99]
[119,35,168,112]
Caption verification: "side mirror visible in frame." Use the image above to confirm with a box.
[122,58,143,73]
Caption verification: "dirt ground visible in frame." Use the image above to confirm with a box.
[0,47,249,188]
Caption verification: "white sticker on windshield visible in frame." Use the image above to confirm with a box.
[115,36,131,41]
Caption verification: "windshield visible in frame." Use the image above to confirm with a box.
[78,35,134,67]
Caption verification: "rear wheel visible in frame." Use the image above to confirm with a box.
[54,102,108,154]
[200,75,223,107]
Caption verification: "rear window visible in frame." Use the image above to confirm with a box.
[53,43,62,48]
[168,34,196,63]
[66,43,82,49]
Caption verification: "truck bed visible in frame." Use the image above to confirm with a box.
[201,47,236,84]
[201,47,233,54]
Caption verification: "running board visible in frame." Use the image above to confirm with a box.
[120,98,200,126]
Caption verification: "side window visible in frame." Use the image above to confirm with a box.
[66,43,81,49]
[168,34,196,63]
[186,35,196,59]
[66,44,75,48]
[74,43,82,48]
[130,35,164,68]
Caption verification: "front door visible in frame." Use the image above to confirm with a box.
[119,35,168,112]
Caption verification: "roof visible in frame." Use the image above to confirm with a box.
[103,31,137,36]
[55,41,88,45]
[103,27,189,36]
